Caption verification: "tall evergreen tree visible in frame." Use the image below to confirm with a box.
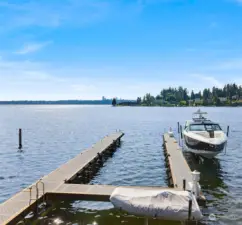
[191,90,195,100]
[112,98,117,106]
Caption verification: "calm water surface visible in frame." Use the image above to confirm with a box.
[0,105,241,225]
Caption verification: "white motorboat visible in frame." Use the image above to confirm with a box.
[183,109,227,159]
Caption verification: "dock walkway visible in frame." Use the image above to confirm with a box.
[163,133,206,203]
[0,132,124,225]
[163,133,192,188]
[46,184,174,202]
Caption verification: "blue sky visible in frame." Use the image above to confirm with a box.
[1,0,242,100]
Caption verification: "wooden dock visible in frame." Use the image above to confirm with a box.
[0,132,124,225]
[163,133,206,204]
[0,131,206,225]
[46,184,175,202]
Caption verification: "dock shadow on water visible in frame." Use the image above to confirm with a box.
[21,200,205,225]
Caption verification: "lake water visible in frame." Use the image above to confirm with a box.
[0,105,241,225]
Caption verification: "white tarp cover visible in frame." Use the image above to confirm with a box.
[110,187,203,221]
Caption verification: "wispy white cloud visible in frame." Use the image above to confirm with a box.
[0,57,204,100]
[218,58,242,70]
[191,74,224,88]
[0,0,169,32]
[15,41,52,55]
[0,0,112,31]
[0,0,109,32]
[1,55,242,100]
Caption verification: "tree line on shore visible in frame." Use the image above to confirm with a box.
[136,83,242,106]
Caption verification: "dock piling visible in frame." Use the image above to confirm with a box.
[183,179,186,191]
[177,122,180,133]
[18,128,22,150]
[188,199,192,220]
[180,125,183,139]
[227,126,230,137]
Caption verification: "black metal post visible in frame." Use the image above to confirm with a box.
[18,128,22,150]
[180,125,183,139]
[178,122,180,133]
[188,199,192,220]
[183,179,186,191]
[227,126,230,137]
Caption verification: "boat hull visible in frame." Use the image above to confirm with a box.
[183,134,227,159]
[183,143,223,159]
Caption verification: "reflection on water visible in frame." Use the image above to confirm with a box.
[185,153,227,192]
[25,200,197,225]
[184,152,242,225]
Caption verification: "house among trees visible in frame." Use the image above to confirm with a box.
[194,98,202,104]
[188,100,194,106]
[218,97,227,103]
[232,95,239,100]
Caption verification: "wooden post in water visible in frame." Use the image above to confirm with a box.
[18,129,22,150]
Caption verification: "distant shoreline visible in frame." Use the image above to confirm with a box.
[0,100,133,105]
[0,103,111,105]
[0,102,240,107]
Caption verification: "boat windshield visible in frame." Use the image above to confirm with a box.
[189,124,222,131]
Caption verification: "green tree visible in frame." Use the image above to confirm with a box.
[137,97,142,105]
[215,97,221,106]
[140,83,242,106]
[156,95,162,100]
[191,90,195,100]
[179,100,187,106]
[112,98,117,106]
[143,93,155,106]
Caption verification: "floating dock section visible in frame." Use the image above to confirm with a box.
[0,132,124,225]
[163,133,206,205]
